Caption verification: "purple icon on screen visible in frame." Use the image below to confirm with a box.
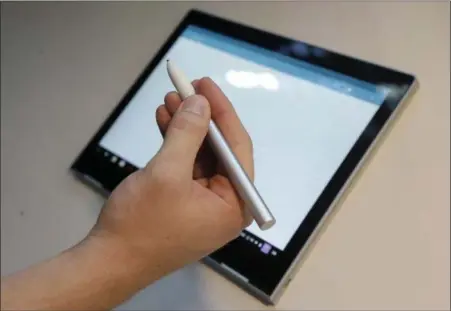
[261,243,272,254]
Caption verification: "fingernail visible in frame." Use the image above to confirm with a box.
[182,95,207,117]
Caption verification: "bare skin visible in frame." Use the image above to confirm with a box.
[1,78,254,310]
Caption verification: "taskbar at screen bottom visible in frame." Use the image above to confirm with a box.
[239,230,281,257]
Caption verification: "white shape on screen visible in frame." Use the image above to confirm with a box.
[225,70,279,91]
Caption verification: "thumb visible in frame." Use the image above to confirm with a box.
[158,94,211,172]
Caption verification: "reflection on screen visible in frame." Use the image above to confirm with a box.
[99,26,385,250]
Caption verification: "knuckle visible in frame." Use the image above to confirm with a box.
[155,104,165,116]
[198,77,213,89]
[243,212,253,228]
[164,91,178,102]
[147,160,183,188]
[171,115,204,134]
[233,212,248,234]
[170,116,190,131]
[172,112,207,133]
[246,132,254,153]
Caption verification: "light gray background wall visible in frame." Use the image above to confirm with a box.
[1,2,450,310]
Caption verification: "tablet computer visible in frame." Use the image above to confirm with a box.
[71,9,417,305]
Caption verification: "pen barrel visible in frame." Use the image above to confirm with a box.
[207,121,275,230]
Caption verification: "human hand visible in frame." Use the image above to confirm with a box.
[0,77,254,311]
[89,77,253,283]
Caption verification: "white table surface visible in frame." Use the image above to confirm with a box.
[1,2,449,310]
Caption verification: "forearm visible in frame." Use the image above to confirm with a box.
[1,235,155,311]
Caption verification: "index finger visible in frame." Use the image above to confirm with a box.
[195,77,254,180]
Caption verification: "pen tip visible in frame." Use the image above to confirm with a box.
[166,59,169,62]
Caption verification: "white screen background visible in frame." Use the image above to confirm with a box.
[100,36,378,250]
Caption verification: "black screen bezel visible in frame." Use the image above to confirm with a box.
[71,9,416,296]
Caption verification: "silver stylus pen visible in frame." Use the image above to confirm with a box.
[166,60,275,230]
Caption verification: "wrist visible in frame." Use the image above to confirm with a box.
[83,229,166,289]
[80,231,153,294]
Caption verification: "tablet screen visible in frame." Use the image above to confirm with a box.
[99,25,386,251]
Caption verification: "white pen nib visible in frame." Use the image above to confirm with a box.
[166,60,196,99]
